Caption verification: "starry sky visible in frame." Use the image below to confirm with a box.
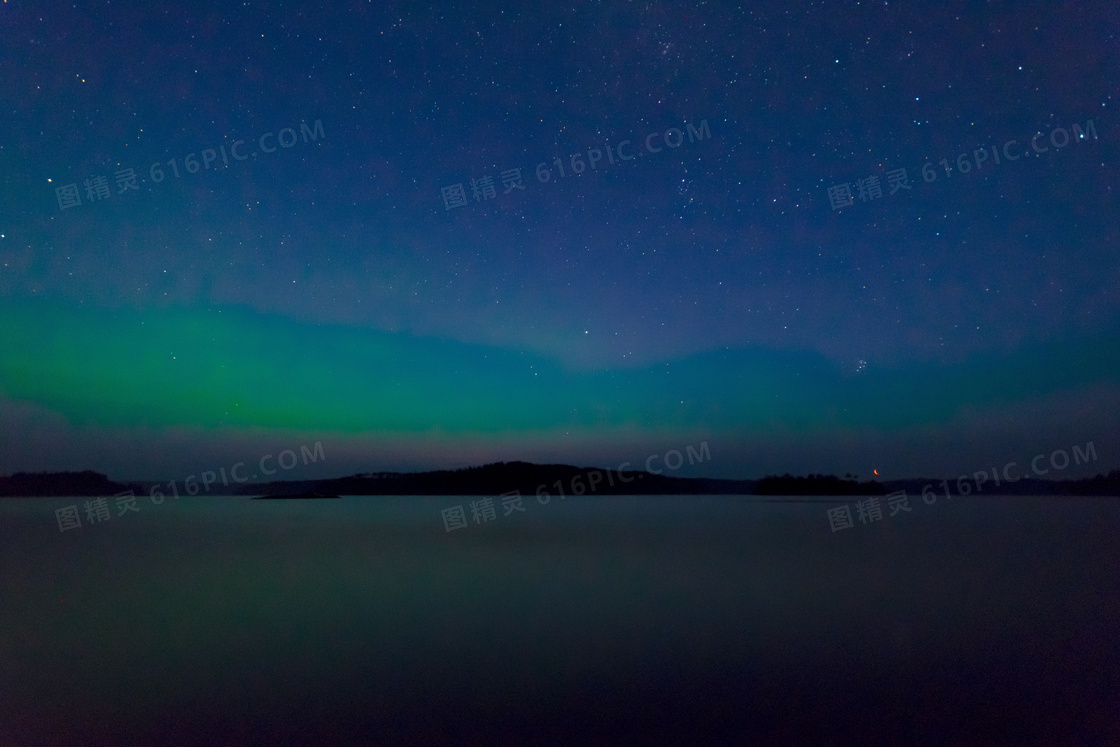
[0,1,1117,481]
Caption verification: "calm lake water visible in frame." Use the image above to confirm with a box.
[2,494,1119,744]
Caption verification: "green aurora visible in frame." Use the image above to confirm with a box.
[2,300,1117,439]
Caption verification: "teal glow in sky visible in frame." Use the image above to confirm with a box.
[1,300,1116,480]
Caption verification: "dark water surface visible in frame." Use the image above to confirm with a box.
[2,495,1118,744]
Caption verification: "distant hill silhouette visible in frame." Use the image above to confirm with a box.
[755,473,886,496]
[236,461,758,497]
[2,464,1118,497]
[0,470,137,497]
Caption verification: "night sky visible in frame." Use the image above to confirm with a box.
[1,1,1117,481]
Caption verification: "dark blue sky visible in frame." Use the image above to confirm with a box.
[1,1,1117,480]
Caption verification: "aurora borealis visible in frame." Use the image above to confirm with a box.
[1,1,1117,481]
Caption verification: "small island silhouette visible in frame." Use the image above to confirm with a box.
[2,463,1119,497]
